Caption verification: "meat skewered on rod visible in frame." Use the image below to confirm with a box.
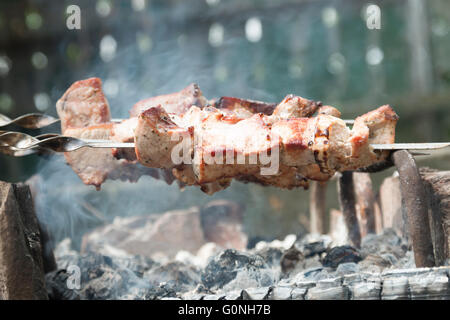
[0,77,408,195]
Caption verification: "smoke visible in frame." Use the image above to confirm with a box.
[31,1,334,252]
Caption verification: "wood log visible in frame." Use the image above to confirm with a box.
[392,150,435,268]
[379,174,403,236]
[329,209,347,246]
[0,181,48,299]
[337,172,361,248]
[353,172,376,236]
[420,169,450,265]
[309,181,327,234]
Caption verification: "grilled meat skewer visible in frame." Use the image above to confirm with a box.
[55,77,398,194]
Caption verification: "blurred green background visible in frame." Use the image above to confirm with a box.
[0,0,449,246]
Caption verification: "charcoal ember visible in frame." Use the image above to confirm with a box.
[291,287,307,300]
[381,267,450,300]
[280,246,304,274]
[358,254,392,272]
[293,266,335,285]
[254,246,284,268]
[295,234,331,257]
[344,273,382,300]
[270,285,293,300]
[360,229,407,260]
[203,294,226,300]
[305,277,349,300]
[335,262,359,275]
[241,287,272,300]
[201,249,276,291]
[381,274,409,300]
[408,268,449,300]
[144,261,201,293]
[52,251,163,300]
[111,256,156,278]
[45,270,81,300]
[222,290,243,300]
[322,245,362,269]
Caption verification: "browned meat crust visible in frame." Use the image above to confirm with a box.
[129,83,208,117]
[56,78,398,194]
[135,104,398,193]
[56,78,111,132]
[56,78,176,189]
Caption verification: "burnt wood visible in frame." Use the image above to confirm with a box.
[337,171,361,248]
[391,150,435,268]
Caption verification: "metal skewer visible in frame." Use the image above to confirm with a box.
[1,131,450,156]
[0,112,356,130]
[0,113,123,129]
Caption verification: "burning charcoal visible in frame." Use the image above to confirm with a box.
[294,234,331,258]
[291,287,307,300]
[270,285,294,300]
[358,254,393,272]
[335,262,359,275]
[381,275,409,300]
[144,261,201,293]
[305,277,349,300]
[408,269,449,300]
[0,182,48,299]
[381,267,450,300]
[203,294,226,300]
[201,249,276,291]
[45,270,81,300]
[345,274,382,300]
[254,247,284,268]
[222,290,243,300]
[322,245,362,269]
[241,287,272,300]
[280,246,305,274]
[111,256,156,278]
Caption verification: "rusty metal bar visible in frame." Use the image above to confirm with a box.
[309,181,327,234]
[337,171,361,248]
[391,150,435,267]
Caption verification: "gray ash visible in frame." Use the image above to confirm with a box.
[45,228,450,300]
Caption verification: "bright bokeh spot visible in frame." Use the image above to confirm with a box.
[245,17,262,43]
[34,92,51,111]
[0,55,11,76]
[208,23,224,47]
[96,0,112,17]
[366,46,384,65]
[100,35,117,62]
[31,51,48,69]
[25,12,42,30]
[132,0,146,12]
[0,93,13,113]
[104,78,119,97]
[327,52,346,74]
[322,7,338,28]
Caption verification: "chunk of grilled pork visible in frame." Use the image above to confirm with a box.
[56,78,176,189]
[135,104,398,193]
